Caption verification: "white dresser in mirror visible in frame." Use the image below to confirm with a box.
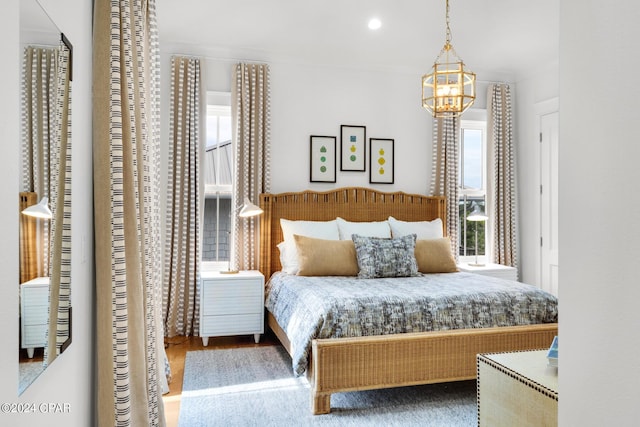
[20,277,50,358]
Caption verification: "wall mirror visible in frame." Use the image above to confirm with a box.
[18,0,72,395]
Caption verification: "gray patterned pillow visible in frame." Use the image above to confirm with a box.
[352,233,419,279]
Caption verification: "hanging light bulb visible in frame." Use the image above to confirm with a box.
[422,0,476,117]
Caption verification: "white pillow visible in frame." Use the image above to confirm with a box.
[388,216,443,239]
[280,218,340,243]
[279,219,340,274]
[277,241,294,273]
[336,217,391,240]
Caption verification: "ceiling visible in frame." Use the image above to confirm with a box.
[157,0,559,81]
[21,0,60,46]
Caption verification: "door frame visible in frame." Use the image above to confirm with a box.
[534,97,559,291]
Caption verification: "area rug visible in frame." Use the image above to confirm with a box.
[178,345,477,426]
[18,360,45,395]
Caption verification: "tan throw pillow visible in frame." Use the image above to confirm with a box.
[414,237,458,273]
[293,234,359,276]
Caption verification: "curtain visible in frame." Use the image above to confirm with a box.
[20,42,72,365]
[94,0,166,425]
[429,117,460,260]
[487,83,518,268]
[231,63,271,271]
[163,56,203,337]
[46,41,72,366]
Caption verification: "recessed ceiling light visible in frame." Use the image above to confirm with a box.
[368,18,382,30]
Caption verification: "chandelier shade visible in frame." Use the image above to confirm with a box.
[422,0,476,117]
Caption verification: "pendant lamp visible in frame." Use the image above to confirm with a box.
[422,0,476,117]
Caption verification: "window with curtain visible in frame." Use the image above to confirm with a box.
[458,119,488,260]
[203,91,233,270]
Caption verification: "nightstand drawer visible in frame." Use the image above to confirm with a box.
[202,278,261,298]
[22,324,47,347]
[202,294,262,315]
[22,287,49,305]
[22,309,48,325]
[201,313,263,335]
[201,279,263,315]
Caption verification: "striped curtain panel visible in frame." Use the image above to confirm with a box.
[163,56,203,337]
[487,83,518,268]
[94,0,166,425]
[46,41,72,366]
[429,117,460,260]
[231,63,271,271]
[20,42,73,365]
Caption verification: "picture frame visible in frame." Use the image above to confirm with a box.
[309,135,337,183]
[369,138,394,184]
[340,125,366,171]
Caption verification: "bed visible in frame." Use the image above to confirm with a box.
[258,187,558,415]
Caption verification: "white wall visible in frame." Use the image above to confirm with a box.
[0,0,94,425]
[269,62,432,194]
[560,1,640,425]
[0,0,21,419]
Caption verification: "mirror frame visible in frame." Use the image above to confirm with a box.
[18,0,73,395]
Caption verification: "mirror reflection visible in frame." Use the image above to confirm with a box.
[18,0,72,395]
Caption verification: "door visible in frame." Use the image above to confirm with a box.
[540,109,559,296]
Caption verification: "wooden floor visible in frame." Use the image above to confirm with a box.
[162,331,279,427]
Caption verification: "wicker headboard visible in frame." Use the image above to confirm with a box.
[258,187,446,279]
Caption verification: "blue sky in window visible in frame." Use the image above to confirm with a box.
[463,129,483,190]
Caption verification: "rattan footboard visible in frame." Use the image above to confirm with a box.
[268,312,557,414]
[310,323,557,414]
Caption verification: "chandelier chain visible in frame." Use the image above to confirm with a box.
[445,0,452,47]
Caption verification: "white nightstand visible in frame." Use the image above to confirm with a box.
[21,277,50,358]
[199,270,265,345]
[457,263,518,281]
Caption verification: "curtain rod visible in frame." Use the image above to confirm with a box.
[23,43,58,49]
[169,53,269,65]
[167,55,508,80]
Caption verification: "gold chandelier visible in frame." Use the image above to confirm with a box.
[422,0,475,117]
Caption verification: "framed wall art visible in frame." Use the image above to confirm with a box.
[340,125,366,171]
[369,138,394,184]
[309,135,336,183]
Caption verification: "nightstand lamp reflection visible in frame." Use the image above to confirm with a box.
[22,196,53,219]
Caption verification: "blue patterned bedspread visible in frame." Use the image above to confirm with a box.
[264,271,558,375]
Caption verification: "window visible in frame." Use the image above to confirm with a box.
[202,92,233,269]
[458,119,488,261]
